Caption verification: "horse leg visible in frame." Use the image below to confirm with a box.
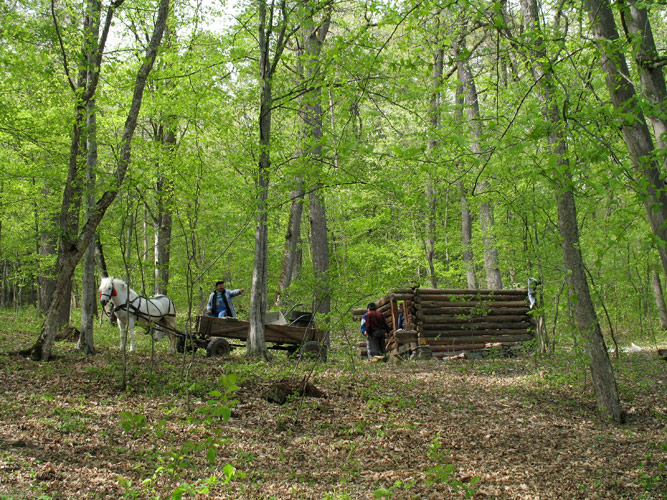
[118,318,126,351]
[117,314,136,352]
[128,316,137,352]
[153,328,165,342]
[168,331,177,353]
[159,317,177,353]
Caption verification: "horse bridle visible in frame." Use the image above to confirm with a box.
[99,286,115,303]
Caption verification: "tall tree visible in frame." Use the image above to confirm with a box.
[453,32,503,289]
[27,0,171,361]
[153,131,175,296]
[583,0,667,281]
[300,0,332,335]
[49,0,116,335]
[38,205,60,321]
[151,22,177,296]
[454,83,478,289]
[78,0,104,355]
[247,0,290,359]
[459,180,477,288]
[519,0,623,421]
[425,11,444,289]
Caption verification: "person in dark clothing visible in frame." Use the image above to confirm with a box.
[364,302,389,357]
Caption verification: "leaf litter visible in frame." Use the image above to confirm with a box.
[0,329,665,499]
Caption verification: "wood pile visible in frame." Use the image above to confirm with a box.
[353,287,535,359]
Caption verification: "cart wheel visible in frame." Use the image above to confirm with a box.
[176,336,198,354]
[300,341,327,361]
[206,338,232,357]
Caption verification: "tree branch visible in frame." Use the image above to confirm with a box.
[51,0,75,92]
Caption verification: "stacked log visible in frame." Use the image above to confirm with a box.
[352,288,535,358]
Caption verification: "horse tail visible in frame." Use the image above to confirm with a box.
[165,297,177,328]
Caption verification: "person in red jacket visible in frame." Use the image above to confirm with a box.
[364,302,389,357]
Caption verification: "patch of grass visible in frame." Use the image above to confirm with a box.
[47,406,91,434]
[424,436,479,497]
[638,442,667,499]
[373,479,417,499]
[323,491,355,500]
[339,442,362,483]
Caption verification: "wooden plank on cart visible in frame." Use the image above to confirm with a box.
[196,316,250,340]
[265,323,325,343]
[196,315,325,346]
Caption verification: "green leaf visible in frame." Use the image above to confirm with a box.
[206,446,217,464]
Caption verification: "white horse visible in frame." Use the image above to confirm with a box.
[98,277,178,353]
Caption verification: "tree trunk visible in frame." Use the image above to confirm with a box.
[247,0,288,360]
[38,206,58,319]
[425,187,437,288]
[93,234,109,278]
[275,181,304,308]
[154,206,172,295]
[80,234,97,355]
[247,169,270,359]
[425,32,444,289]
[520,0,623,422]
[78,101,97,354]
[309,187,330,337]
[454,35,502,289]
[93,233,117,326]
[619,0,667,158]
[454,80,477,290]
[28,0,170,361]
[54,93,86,331]
[557,191,623,421]
[584,0,667,281]
[479,193,502,289]
[459,181,477,289]
[78,0,103,355]
[301,5,332,339]
[153,24,176,296]
[154,121,175,296]
[650,269,667,330]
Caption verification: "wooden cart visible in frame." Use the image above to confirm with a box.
[180,315,327,360]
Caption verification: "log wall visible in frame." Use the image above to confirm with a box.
[353,287,535,358]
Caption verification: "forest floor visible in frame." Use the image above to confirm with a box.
[0,313,666,500]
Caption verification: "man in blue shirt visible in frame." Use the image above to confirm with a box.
[360,311,370,358]
[206,281,244,318]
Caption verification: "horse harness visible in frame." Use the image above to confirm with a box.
[101,283,175,323]
[113,294,176,320]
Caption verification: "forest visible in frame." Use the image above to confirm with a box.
[0,0,666,497]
